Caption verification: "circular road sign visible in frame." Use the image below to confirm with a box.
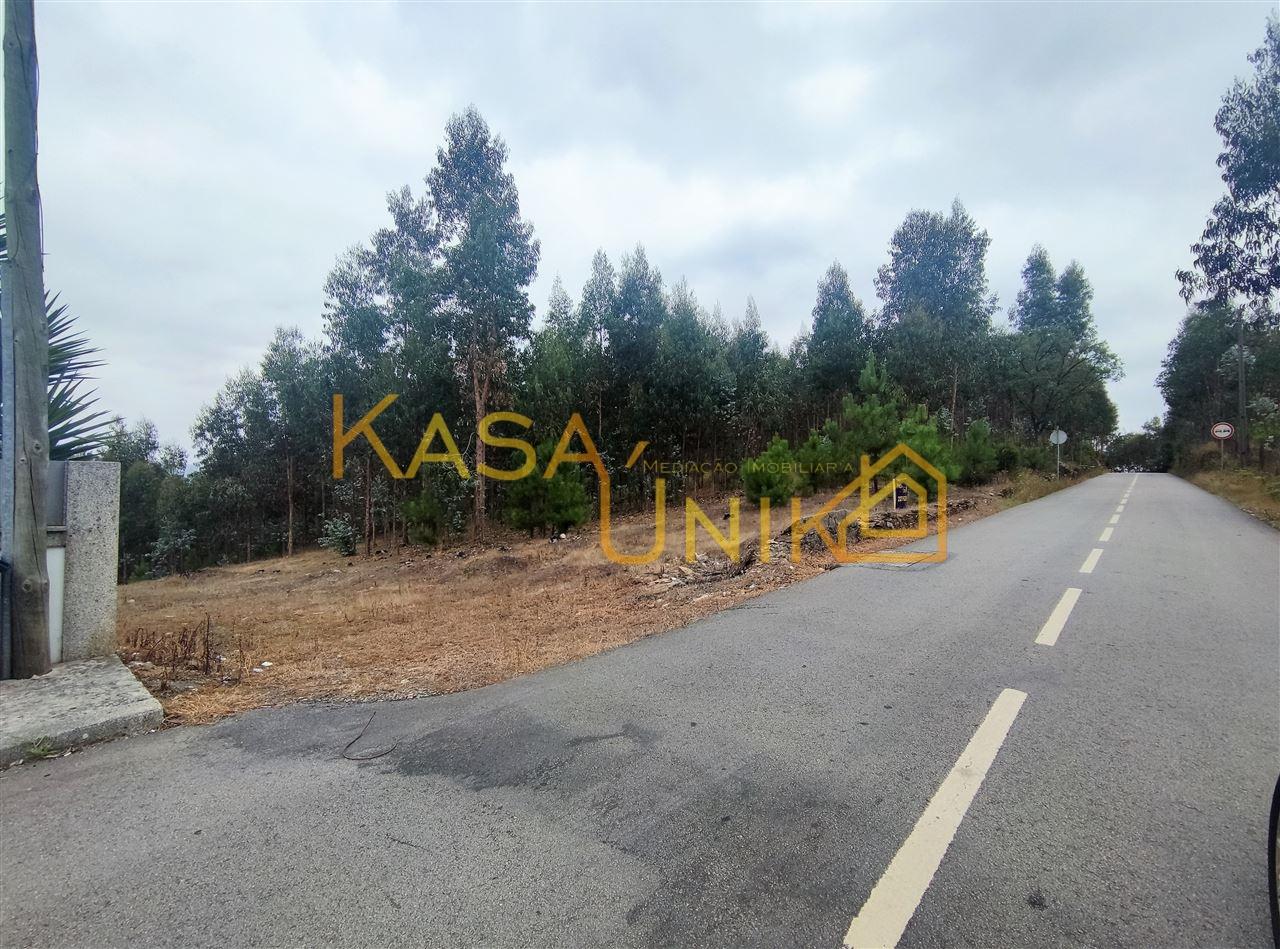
[1049,429,1068,445]
[1211,421,1235,440]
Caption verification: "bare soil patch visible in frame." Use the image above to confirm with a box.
[118,484,1011,724]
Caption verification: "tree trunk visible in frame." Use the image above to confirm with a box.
[285,453,294,557]
[949,363,959,444]
[3,0,51,678]
[472,355,491,537]
[363,455,372,558]
[1237,312,1249,464]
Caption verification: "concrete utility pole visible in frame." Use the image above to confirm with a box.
[3,0,52,678]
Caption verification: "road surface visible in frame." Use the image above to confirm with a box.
[1,473,1277,948]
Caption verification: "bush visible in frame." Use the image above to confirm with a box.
[794,422,847,493]
[994,441,1020,474]
[402,491,448,546]
[957,420,998,485]
[502,441,590,536]
[742,436,801,505]
[894,406,959,497]
[318,517,357,556]
[1019,443,1053,474]
[403,468,471,545]
[147,521,195,577]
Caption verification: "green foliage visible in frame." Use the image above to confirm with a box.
[46,298,113,459]
[403,469,471,545]
[147,522,196,578]
[842,354,902,465]
[807,262,869,406]
[893,406,960,497]
[1105,426,1173,472]
[1177,14,1279,305]
[318,518,358,557]
[794,422,847,493]
[502,442,590,535]
[0,215,112,459]
[957,420,998,485]
[742,436,801,505]
[994,440,1021,473]
[99,112,1141,573]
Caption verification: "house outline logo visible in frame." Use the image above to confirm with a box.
[792,442,947,565]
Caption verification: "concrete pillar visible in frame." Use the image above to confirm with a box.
[59,461,120,661]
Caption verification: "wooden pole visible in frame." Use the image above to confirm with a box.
[2,0,52,677]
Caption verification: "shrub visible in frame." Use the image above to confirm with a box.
[502,441,591,536]
[957,420,998,485]
[742,436,801,505]
[318,518,357,557]
[402,492,447,546]
[894,405,959,497]
[403,468,471,545]
[794,423,847,493]
[994,441,1020,473]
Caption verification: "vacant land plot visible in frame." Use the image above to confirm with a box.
[118,484,1019,724]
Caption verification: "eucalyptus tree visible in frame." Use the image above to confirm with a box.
[875,200,997,425]
[576,249,617,441]
[806,262,869,418]
[427,107,540,533]
[1005,249,1120,439]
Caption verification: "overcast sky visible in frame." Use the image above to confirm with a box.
[29,1,1274,451]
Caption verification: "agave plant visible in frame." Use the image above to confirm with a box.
[1,213,113,459]
[46,296,112,459]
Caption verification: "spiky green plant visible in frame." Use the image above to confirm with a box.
[0,212,112,459]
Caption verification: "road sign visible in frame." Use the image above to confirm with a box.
[1048,429,1068,479]
[1211,421,1235,440]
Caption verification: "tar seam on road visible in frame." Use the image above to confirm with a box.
[1035,588,1082,646]
[843,688,1029,949]
[1079,548,1104,574]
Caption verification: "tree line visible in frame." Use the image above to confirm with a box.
[1131,15,1280,473]
[105,106,1122,580]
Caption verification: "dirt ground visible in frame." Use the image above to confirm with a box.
[118,482,1016,724]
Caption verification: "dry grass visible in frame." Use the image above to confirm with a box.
[1000,468,1104,507]
[118,484,1006,724]
[1188,468,1280,528]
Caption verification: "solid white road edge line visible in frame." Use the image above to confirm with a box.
[843,689,1029,949]
[1079,548,1103,574]
[1099,527,1114,542]
[1035,588,1082,646]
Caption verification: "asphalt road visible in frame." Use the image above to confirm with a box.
[1,473,1277,948]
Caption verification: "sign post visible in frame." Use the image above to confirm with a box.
[1049,429,1068,479]
[1211,421,1235,470]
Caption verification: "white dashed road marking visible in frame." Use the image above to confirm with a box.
[1099,527,1113,542]
[1079,548,1103,574]
[843,689,1029,949]
[1035,588,1082,647]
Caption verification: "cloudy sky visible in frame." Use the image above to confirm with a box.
[29,1,1274,449]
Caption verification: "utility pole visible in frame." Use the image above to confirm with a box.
[3,0,52,678]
